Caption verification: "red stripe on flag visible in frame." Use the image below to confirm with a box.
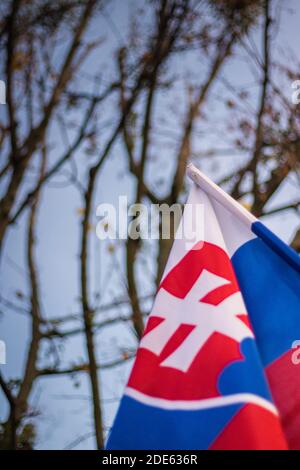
[209,403,288,450]
[266,349,300,450]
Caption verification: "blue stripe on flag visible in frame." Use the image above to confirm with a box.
[106,396,242,450]
[232,225,300,367]
[252,221,300,275]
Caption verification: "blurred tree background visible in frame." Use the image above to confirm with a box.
[0,0,299,449]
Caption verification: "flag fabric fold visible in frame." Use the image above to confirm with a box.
[106,165,300,450]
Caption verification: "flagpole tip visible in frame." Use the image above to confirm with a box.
[186,162,199,181]
[186,162,257,226]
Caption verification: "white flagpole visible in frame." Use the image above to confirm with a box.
[186,163,257,227]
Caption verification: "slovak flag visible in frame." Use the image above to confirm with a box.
[106,163,300,450]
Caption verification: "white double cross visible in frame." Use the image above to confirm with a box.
[140,269,253,372]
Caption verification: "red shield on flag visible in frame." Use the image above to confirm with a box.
[128,241,253,401]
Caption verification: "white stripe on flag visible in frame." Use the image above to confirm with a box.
[125,387,278,416]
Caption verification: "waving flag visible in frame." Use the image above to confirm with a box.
[106,164,300,450]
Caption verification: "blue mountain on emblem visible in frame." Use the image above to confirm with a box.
[218,338,273,402]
